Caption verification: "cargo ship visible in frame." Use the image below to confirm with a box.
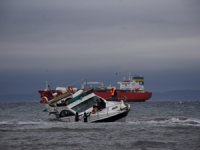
[81,75,152,102]
[38,75,152,103]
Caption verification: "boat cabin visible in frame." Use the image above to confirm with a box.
[117,76,144,91]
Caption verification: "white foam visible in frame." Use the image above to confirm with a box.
[128,117,200,127]
[171,117,200,126]
[0,120,45,125]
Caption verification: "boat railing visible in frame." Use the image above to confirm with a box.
[118,95,127,101]
[47,92,72,105]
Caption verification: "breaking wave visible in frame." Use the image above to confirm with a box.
[0,120,111,131]
[0,120,71,131]
[128,117,200,126]
[1,117,200,127]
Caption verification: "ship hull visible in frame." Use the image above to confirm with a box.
[94,90,152,102]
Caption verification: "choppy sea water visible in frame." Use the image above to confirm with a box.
[0,101,200,150]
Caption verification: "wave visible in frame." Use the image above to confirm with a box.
[0,120,70,130]
[171,117,200,125]
[0,120,109,131]
[0,120,49,125]
[128,117,200,126]
[1,117,200,131]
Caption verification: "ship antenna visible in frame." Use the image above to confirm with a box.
[128,72,132,80]
[85,79,87,89]
[46,80,50,90]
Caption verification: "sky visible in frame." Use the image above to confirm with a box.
[0,0,200,100]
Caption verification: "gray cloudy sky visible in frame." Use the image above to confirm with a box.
[0,0,200,99]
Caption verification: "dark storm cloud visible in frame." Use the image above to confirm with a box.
[0,0,200,94]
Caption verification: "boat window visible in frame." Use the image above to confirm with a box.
[59,110,75,118]
[71,96,100,112]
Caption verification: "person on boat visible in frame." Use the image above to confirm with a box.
[83,112,88,122]
[75,112,79,122]
[111,87,117,100]
[91,104,98,114]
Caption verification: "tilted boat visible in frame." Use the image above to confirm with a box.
[40,89,130,123]
[82,75,152,102]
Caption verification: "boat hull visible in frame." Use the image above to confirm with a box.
[94,91,152,102]
[91,110,129,123]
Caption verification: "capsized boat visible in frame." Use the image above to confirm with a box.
[41,89,130,123]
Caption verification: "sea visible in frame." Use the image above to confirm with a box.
[0,101,200,150]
